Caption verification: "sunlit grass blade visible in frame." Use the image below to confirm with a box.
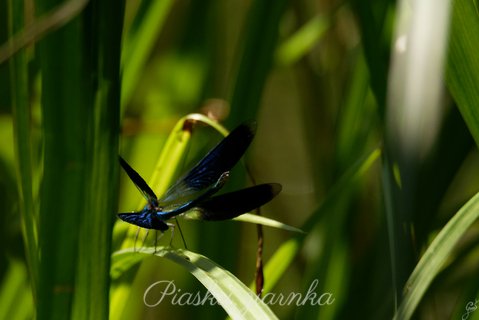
[393,191,479,320]
[233,213,304,233]
[183,211,303,233]
[112,248,279,320]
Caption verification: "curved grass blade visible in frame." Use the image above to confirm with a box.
[233,214,304,234]
[393,191,479,320]
[111,248,278,320]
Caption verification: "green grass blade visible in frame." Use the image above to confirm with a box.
[36,0,123,318]
[121,0,175,108]
[37,15,87,317]
[350,0,391,110]
[275,14,330,66]
[183,211,304,233]
[385,0,452,308]
[112,248,279,320]
[260,238,301,294]
[71,0,124,319]
[446,0,479,147]
[394,191,479,320]
[7,0,39,300]
[0,0,88,64]
[0,260,34,320]
[228,0,288,122]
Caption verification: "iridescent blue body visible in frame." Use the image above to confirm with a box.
[118,123,281,232]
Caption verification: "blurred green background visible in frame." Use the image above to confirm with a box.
[1,0,479,319]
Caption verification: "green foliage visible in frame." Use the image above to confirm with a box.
[1,0,479,319]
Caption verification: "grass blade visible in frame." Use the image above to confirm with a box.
[446,0,479,147]
[228,0,288,122]
[394,191,479,319]
[71,0,124,319]
[36,0,124,318]
[112,248,278,320]
[232,213,304,233]
[7,0,39,301]
[121,0,175,107]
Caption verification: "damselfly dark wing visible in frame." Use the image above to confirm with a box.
[192,183,282,220]
[119,156,158,203]
[157,123,256,214]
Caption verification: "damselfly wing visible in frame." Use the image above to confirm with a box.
[118,123,281,234]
